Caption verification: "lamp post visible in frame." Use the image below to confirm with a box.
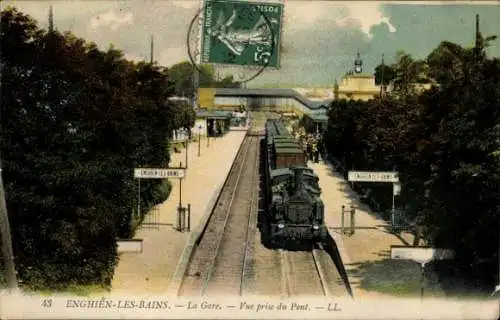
[207,121,210,148]
[198,124,201,157]
[184,130,188,169]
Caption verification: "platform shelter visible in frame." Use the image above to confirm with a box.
[195,109,232,137]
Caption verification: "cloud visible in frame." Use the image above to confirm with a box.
[171,0,200,10]
[337,3,397,38]
[283,2,396,39]
[158,46,189,67]
[89,11,134,31]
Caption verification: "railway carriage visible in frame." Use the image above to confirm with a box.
[261,119,328,247]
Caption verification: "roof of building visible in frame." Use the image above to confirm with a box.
[196,109,233,119]
[212,88,332,111]
[305,112,329,122]
[343,73,375,79]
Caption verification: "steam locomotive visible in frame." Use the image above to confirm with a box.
[260,119,327,247]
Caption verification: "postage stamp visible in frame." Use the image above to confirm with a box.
[1,1,500,320]
[188,0,284,83]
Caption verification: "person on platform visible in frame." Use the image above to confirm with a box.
[306,141,312,162]
[312,141,319,163]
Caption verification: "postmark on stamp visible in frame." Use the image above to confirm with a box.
[187,0,284,84]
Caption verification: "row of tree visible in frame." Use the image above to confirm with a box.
[324,36,500,287]
[1,7,199,289]
[167,61,241,99]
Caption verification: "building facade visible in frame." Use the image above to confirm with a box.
[334,52,381,101]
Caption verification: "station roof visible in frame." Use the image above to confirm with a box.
[213,88,332,110]
[196,109,232,119]
[305,112,329,122]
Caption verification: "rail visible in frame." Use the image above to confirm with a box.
[200,137,254,295]
[312,242,330,297]
[169,134,249,296]
[280,243,328,297]
[239,141,260,295]
[178,136,258,296]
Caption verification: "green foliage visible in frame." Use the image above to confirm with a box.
[374,63,396,86]
[1,7,183,290]
[325,34,500,288]
[167,61,240,99]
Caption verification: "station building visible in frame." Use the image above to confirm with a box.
[193,53,390,136]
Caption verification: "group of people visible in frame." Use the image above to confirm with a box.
[304,134,322,163]
[289,120,324,164]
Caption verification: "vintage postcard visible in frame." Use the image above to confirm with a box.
[1,0,499,319]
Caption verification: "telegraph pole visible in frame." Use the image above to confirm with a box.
[380,54,386,98]
[475,14,480,50]
[150,35,154,64]
[48,4,54,33]
[474,14,482,63]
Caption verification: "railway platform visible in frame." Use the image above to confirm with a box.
[110,131,247,296]
[307,160,445,300]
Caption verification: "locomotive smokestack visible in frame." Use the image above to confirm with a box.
[294,167,304,192]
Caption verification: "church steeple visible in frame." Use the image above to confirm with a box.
[354,51,363,74]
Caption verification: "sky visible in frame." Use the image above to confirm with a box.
[4,0,500,86]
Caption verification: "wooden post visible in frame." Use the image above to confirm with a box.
[187,204,191,232]
[341,205,345,235]
[178,161,182,208]
[350,205,356,236]
[184,140,188,169]
[137,179,141,217]
[177,206,181,231]
[180,207,185,232]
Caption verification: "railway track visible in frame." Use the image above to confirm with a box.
[280,242,350,298]
[178,135,260,296]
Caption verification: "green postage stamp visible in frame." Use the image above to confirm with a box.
[201,0,283,68]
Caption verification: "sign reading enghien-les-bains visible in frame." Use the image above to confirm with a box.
[134,168,185,179]
[201,0,283,68]
[347,171,399,183]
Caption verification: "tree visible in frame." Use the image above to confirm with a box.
[1,7,178,289]
[324,34,500,289]
[374,63,395,86]
[166,61,240,98]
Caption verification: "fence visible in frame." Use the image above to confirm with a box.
[325,154,415,233]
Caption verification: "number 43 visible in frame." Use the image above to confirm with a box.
[41,299,53,308]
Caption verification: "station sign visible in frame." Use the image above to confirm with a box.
[117,239,143,253]
[347,171,399,183]
[390,246,455,266]
[134,168,185,179]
